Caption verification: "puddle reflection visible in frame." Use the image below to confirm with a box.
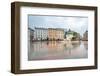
[28,41,88,60]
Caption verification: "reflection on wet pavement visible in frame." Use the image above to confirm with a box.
[28,41,88,60]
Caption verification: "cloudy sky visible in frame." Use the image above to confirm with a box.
[28,15,88,36]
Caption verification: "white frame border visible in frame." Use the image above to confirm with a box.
[20,6,95,70]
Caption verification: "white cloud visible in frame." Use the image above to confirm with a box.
[29,15,88,36]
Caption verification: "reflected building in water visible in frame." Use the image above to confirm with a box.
[28,41,88,60]
[28,27,88,60]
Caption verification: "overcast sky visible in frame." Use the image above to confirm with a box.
[28,15,88,36]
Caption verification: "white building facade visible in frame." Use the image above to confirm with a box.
[34,27,48,40]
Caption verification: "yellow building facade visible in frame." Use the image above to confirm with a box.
[48,28,64,40]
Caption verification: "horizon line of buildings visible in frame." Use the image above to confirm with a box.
[28,27,88,41]
[28,27,64,41]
